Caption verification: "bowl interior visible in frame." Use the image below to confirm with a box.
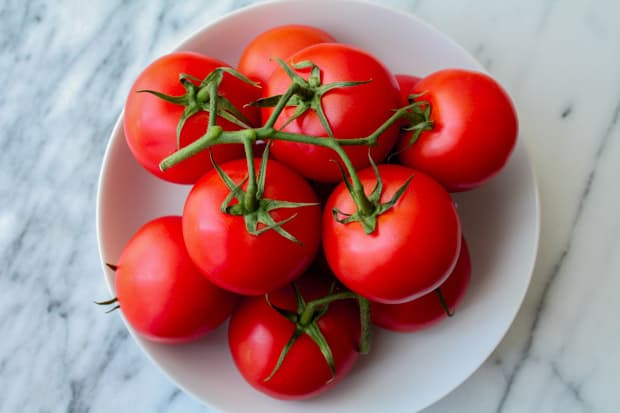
[96,1,539,412]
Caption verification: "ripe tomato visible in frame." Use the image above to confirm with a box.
[323,164,461,304]
[228,273,361,399]
[238,24,335,86]
[114,216,239,343]
[371,237,471,332]
[182,158,321,295]
[397,69,518,191]
[264,43,401,182]
[124,52,260,184]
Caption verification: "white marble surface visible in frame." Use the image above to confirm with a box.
[1,0,619,412]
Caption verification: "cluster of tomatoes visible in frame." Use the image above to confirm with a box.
[105,24,518,400]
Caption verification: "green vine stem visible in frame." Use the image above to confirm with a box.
[157,63,432,233]
[242,137,258,212]
[264,286,371,382]
[262,83,301,129]
[299,291,370,354]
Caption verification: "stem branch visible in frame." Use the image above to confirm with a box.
[263,84,299,129]
[242,137,258,211]
[160,126,235,171]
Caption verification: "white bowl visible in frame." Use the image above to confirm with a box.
[96,1,540,412]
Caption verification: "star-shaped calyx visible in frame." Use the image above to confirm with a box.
[251,59,370,136]
[210,144,318,242]
[139,67,258,148]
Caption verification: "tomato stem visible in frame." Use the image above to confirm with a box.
[435,287,454,317]
[299,291,357,325]
[207,82,218,128]
[242,138,258,212]
[256,129,374,216]
[357,296,371,354]
[94,296,121,313]
[298,291,371,355]
[262,83,300,129]
[328,143,374,216]
[159,125,224,171]
[157,66,432,234]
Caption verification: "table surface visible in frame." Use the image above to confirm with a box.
[1,0,619,412]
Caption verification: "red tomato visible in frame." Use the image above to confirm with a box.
[371,237,471,332]
[323,164,461,304]
[182,158,321,295]
[264,43,401,182]
[124,52,260,184]
[238,24,336,86]
[228,273,361,399]
[397,69,518,191]
[114,216,239,343]
[395,73,422,105]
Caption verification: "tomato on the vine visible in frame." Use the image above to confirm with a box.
[263,43,401,182]
[113,216,239,343]
[182,158,321,295]
[397,69,518,191]
[238,24,336,86]
[322,164,461,304]
[124,52,260,184]
[371,237,471,332]
[228,272,361,399]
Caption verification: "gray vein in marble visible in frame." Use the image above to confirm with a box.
[561,104,573,119]
[495,94,620,413]
[66,329,131,412]
[147,0,172,55]
[157,388,183,413]
[550,361,587,407]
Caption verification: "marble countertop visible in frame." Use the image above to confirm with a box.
[2,0,619,412]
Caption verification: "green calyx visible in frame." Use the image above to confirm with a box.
[401,92,434,147]
[152,62,424,240]
[263,283,371,383]
[210,144,318,243]
[138,67,259,148]
[94,264,120,313]
[250,59,370,136]
[332,154,414,234]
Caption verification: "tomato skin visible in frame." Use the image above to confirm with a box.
[114,216,239,343]
[264,43,401,183]
[395,73,422,105]
[228,274,361,399]
[397,69,518,192]
[394,74,422,130]
[182,158,321,295]
[123,52,260,184]
[371,237,471,332]
[238,24,336,86]
[323,164,461,304]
